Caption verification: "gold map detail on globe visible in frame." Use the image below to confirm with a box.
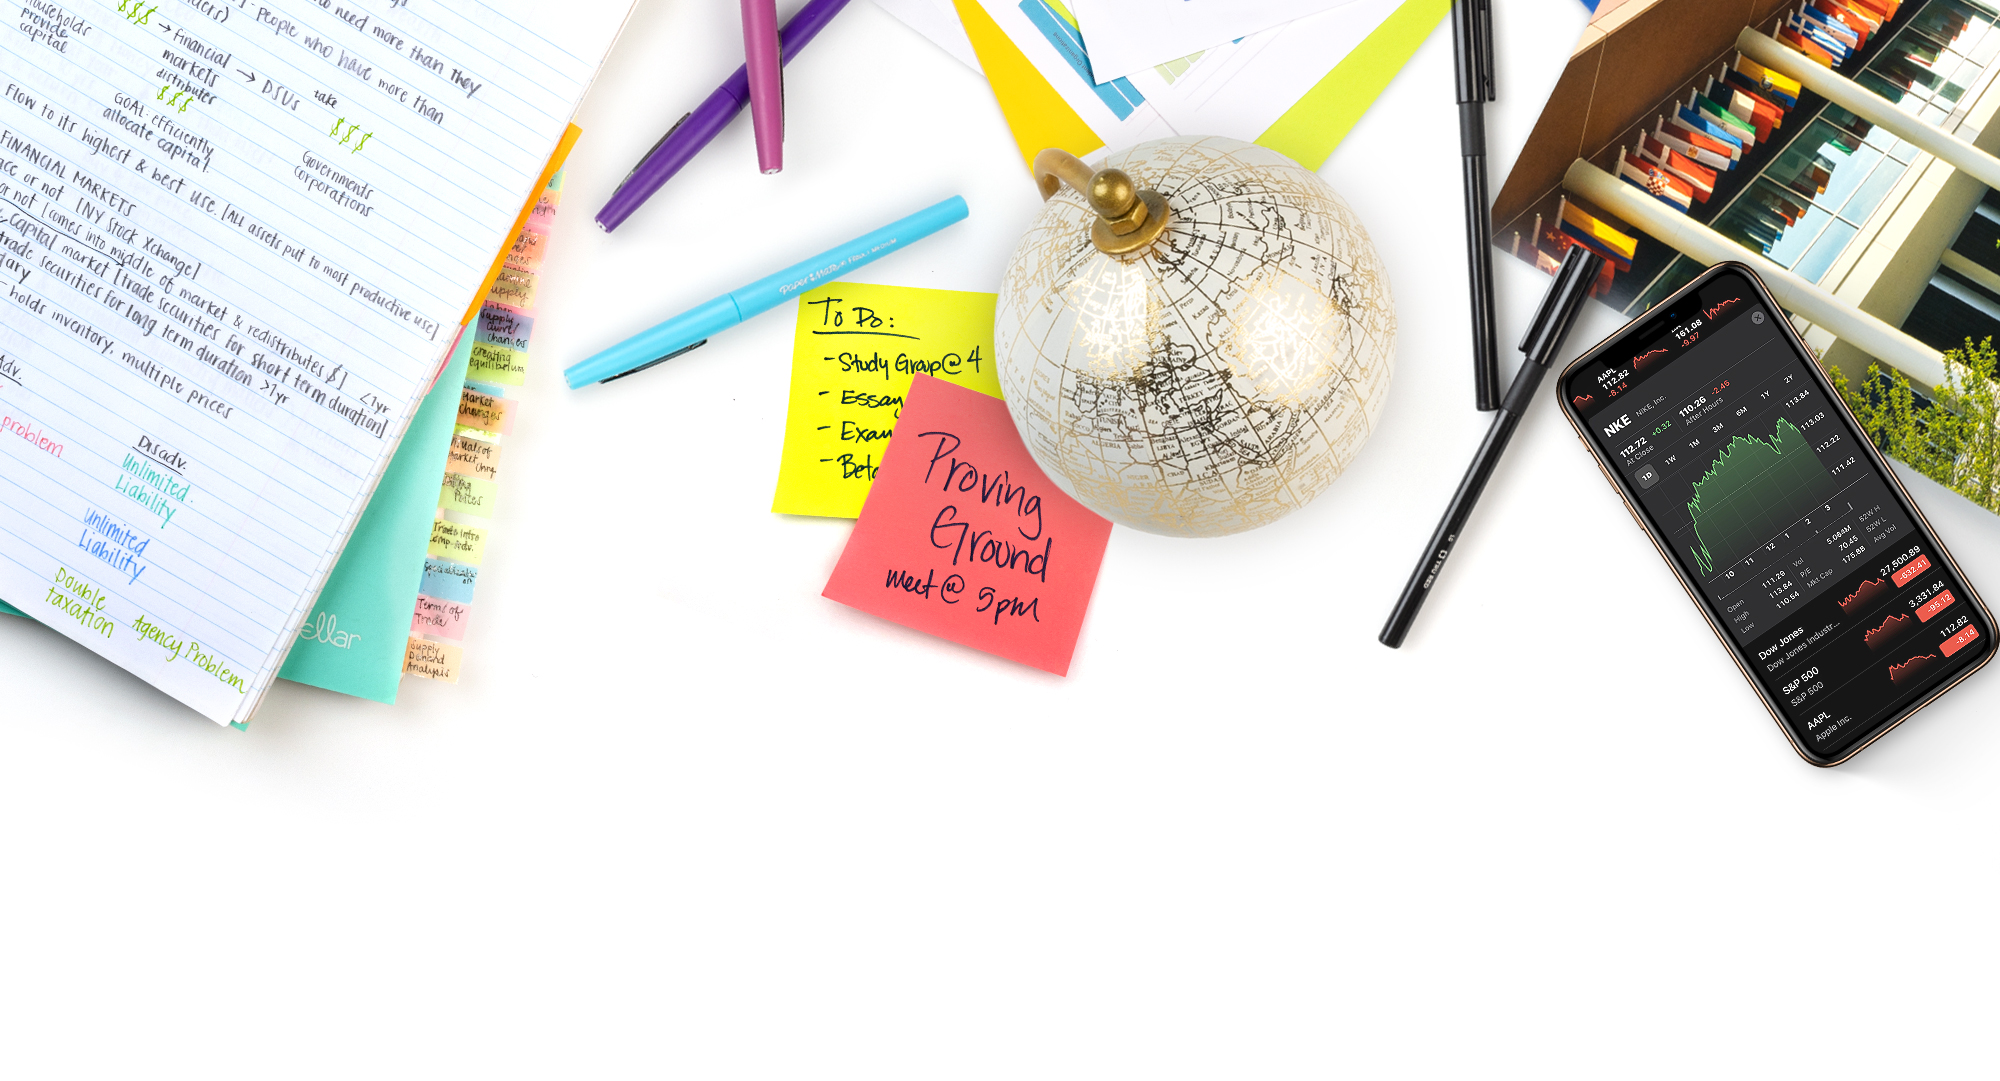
[996,136,1396,537]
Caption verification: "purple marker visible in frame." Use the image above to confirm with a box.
[596,0,854,232]
[742,0,784,174]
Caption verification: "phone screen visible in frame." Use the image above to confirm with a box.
[1563,268,1990,760]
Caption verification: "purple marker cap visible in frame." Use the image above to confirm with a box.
[596,0,855,232]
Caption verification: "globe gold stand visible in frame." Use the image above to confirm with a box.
[1032,148,1171,256]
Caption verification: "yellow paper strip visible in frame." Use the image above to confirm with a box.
[1256,0,1451,170]
[952,0,1104,171]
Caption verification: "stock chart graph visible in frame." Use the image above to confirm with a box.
[1600,324,1875,644]
[1684,417,1838,575]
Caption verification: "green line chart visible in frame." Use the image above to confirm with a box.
[1686,416,1836,575]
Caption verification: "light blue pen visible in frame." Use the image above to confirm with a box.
[564,195,970,387]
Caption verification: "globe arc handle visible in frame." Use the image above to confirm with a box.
[1031,148,1096,203]
[1029,148,1171,257]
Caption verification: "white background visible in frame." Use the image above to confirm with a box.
[4,0,1999,1074]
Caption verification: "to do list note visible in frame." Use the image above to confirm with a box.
[772,282,1001,518]
[823,376,1112,675]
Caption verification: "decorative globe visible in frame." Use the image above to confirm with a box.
[995,136,1396,537]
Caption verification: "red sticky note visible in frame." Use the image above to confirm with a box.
[824,375,1112,675]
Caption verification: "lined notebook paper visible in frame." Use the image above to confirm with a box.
[0,2,629,724]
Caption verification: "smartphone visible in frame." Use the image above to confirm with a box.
[1558,262,1992,765]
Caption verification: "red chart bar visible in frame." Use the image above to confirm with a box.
[1917,590,1957,623]
[1893,554,1932,588]
[1942,625,1981,658]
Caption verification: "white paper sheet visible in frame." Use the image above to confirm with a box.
[873,0,984,73]
[0,0,626,723]
[1122,0,1402,140]
[1068,0,1363,83]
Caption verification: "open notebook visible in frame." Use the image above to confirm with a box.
[0,3,631,724]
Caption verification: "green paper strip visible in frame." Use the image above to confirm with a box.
[1256,0,1452,170]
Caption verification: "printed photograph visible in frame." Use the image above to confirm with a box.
[1495,0,2000,514]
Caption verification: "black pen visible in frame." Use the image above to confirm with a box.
[1379,245,1605,648]
[1455,0,1499,411]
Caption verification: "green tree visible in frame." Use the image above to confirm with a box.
[1829,337,2000,513]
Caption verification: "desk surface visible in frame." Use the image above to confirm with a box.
[5,0,1998,1073]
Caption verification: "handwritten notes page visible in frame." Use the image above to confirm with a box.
[404,169,566,683]
[823,376,1112,675]
[0,2,628,723]
[773,282,1001,518]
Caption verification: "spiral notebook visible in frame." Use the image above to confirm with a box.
[0,3,633,724]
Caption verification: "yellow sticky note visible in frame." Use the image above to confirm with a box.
[772,283,1001,518]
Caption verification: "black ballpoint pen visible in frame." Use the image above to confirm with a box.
[1455,0,1499,411]
[1379,245,1605,649]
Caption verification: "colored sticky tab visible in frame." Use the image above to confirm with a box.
[487,265,538,312]
[448,434,501,481]
[428,518,487,563]
[823,375,1112,676]
[404,636,463,682]
[528,189,562,227]
[421,557,479,604]
[507,228,550,270]
[440,472,499,516]
[773,282,1003,519]
[469,341,527,385]
[412,594,472,640]
[457,387,515,434]
[478,307,534,350]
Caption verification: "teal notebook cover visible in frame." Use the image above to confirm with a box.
[0,599,22,619]
[275,329,475,703]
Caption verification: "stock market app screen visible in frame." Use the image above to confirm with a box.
[1566,272,1990,758]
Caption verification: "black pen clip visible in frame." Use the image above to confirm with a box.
[601,339,708,384]
[620,111,692,185]
[1477,0,1495,101]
